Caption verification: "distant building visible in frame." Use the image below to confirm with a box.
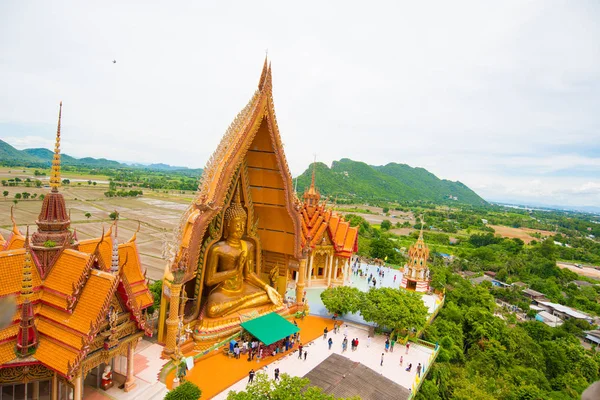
[400,224,430,292]
[481,219,488,225]
[571,280,593,289]
[511,281,528,289]
[522,288,547,301]
[536,311,563,327]
[584,330,600,346]
[536,301,593,324]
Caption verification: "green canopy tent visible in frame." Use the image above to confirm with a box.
[240,312,300,346]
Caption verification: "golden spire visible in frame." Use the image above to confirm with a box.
[49,102,62,192]
[22,239,34,300]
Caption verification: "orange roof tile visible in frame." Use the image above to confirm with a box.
[35,337,79,375]
[0,341,15,365]
[4,234,25,251]
[44,250,90,295]
[39,271,115,334]
[0,323,18,342]
[41,291,67,309]
[37,319,82,350]
[0,249,42,297]
[78,233,113,269]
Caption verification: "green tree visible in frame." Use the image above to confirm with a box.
[87,180,92,185]
[380,220,392,231]
[109,211,119,220]
[147,280,163,314]
[360,287,428,334]
[320,286,363,316]
[382,206,389,213]
[2,191,8,200]
[14,193,21,200]
[164,381,202,400]
[22,192,30,199]
[62,179,70,185]
[84,212,92,219]
[93,181,97,186]
[1,180,6,186]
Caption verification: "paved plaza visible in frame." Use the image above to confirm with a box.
[213,321,435,399]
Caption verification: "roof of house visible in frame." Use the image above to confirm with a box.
[523,288,546,298]
[572,280,593,287]
[537,301,592,320]
[512,281,528,287]
[470,275,494,285]
[537,311,562,323]
[304,353,410,400]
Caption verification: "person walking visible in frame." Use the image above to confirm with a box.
[394,275,397,283]
[405,342,410,354]
[385,339,390,353]
[323,327,328,340]
[342,337,348,352]
[298,344,303,359]
[399,355,403,366]
[234,345,240,359]
[406,363,412,372]
[355,338,359,350]
[248,369,255,384]
[328,337,333,350]
[390,338,395,353]
[274,367,280,381]
[417,363,422,377]
[304,349,308,361]
[380,353,384,366]
[367,335,371,348]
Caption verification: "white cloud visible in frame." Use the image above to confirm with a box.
[0,0,599,207]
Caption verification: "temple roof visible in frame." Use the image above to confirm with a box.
[299,170,358,259]
[170,57,303,283]
[406,225,430,271]
[0,103,153,378]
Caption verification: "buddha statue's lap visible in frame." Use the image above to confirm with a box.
[203,189,282,318]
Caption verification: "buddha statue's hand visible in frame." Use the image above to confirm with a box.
[265,285,283,306]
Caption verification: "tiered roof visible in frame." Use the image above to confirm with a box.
[300,164,358,258]
[407,225,429,270]
[0,103,153,379]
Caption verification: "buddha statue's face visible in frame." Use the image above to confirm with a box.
[225,216,245,240]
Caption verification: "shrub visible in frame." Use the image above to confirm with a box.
[165,381,201,400]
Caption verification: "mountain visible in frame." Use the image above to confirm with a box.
[295,158,486,206]
[0,140,202,174]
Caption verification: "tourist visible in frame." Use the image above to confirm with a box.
[323,327,328,340]
[355,337,359,350]
[328,337,333,350]
[258,348,263,362]
[406,363,412,372]
[342,337,348,352]
[248,369,255,384]
[304,349,308,361]
[344,325,348,337]
[390,338,395,352]
[380,353,384,366]
[367,335,371,348]
[274,367,280,381]
[417,363,422,377]
[399,356,403,366]
[298,343,303,359]
[406,342,410,354]
[234,345,240,359]
[385,339,390,353]
[394,275,397,283]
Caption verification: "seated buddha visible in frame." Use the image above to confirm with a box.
[204,189,282,318]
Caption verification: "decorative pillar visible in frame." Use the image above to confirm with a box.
[51,372,58,400]
[73,374,82,400]
[163,283,182,356]
[33,381,40,400]
[326,253,333,286]
[124,341,136,392]
[296,258,307,308]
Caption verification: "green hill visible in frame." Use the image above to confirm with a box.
[0,140,202,175]
[295,158,486,205]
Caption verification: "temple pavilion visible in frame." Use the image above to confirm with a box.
[0,104,153,400]
[400,225,431,292]
[299,164,358,288]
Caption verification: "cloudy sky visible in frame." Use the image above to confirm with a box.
[1,1,599,208]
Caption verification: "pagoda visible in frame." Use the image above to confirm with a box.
[158,58,310,353]
[0,103,154,400]
[299,162,358,288]
[400,221,431,292]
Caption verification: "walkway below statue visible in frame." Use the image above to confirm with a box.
[212,320,435,399]
[165,315,335,399]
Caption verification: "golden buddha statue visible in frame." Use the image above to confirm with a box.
[204,189,282,317]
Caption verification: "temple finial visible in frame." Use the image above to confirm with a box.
[10,206,20,235]
[16,245,38,358]
[111,222,119,274]
[49,102,62,192]
[258,55,269,90]
[21,247,34,299]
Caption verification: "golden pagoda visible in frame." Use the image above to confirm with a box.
[400,220,431,292]
[0,103,153,400]
[158,58,308,354]
[299,163,358,288]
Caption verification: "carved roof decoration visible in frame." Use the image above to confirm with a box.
[0,103,153,378]
[170,57,303,279]
[406,221,429,270]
